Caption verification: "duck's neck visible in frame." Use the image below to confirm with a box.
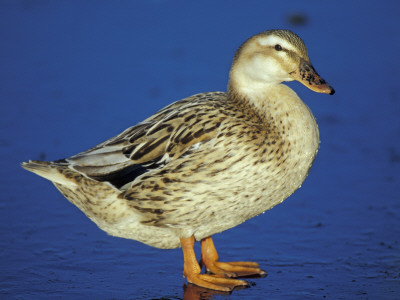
[228,79,293,120]
[227,79,319,152]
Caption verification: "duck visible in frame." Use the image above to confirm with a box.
[22,29,334,292]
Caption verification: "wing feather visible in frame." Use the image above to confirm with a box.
[65,92,227,187]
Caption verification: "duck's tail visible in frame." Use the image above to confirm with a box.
[22,159,128,231]
[21,160,78,188]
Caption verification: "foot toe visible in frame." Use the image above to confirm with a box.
[186,274,249,292]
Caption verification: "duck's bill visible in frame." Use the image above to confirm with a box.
[290,58,335,95]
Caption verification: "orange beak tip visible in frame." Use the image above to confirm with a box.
[319,84,335,95]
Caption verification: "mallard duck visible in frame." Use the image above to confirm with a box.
[22,29,334,291]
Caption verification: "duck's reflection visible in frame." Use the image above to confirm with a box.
[183,283,229,300]
[182,282,251,300]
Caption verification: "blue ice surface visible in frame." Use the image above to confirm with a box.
[1,0,399,299]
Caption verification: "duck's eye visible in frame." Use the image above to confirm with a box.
[275,44,283,51]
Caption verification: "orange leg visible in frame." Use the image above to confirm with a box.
[180,236,249,292]
[200,236,267,278]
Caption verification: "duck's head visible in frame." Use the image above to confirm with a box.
[229,29,335,95]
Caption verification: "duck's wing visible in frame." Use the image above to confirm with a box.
[66,92,227,189]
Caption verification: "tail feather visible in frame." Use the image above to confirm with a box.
[21,160,78,187]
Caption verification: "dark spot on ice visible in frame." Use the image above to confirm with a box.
[315,222,323,228]
[389,147,400,163]
[287,13,308,26]
[39,152,46,160]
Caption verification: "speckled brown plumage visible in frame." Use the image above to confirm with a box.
[22,29,334,291]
